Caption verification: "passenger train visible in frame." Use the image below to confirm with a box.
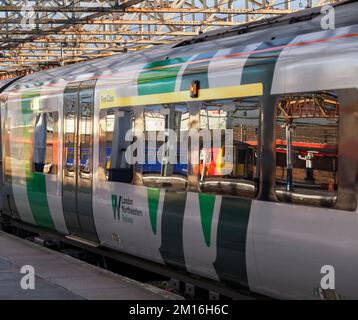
[1,0,358,299]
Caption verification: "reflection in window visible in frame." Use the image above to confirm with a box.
[275,92,339,207]
[79,92,93,178]
[199,98,260,198]
[142,104,188,190]
[33,112,58,174]
[64,97,76,177]
[100,108,134,183]
[3,103,11,182]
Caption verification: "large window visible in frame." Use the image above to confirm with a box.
[64,92,76,177]
[78,88,93,178]
[275,92,339,207]
[142,103,189,190]
[33,112,58,174]
[99,107,134,183]
[198,98,261,198]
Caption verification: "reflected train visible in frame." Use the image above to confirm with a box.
[1,0,358,300]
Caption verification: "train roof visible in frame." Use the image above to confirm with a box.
[3,0,358,93]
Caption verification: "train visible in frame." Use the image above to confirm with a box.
[0,0,358,300]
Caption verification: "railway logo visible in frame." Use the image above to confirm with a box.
[111,194,121,220]
[111,194,143,224]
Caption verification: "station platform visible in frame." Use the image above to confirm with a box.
[0,231,181,300]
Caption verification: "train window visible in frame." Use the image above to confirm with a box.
[2,100,11,182]
[198,98,261,198]
[78,88,94,178]
[33,112,58,174]
[275,92,339,208]
[99,107,134,183]
[142,104,188,191]
[64,94,76,177]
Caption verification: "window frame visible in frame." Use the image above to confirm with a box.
[196,97,262,198]
[272,89,358,212]
[98,107,135,183]
[98,94,264,199]
[32,111,59,175]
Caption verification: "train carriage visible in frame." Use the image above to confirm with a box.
[1,0,358,300]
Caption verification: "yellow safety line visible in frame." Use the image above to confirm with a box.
[99,83,263,109]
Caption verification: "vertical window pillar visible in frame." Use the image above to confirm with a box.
[335,89,358,211]
[285,120,294,192]
[187,102,200,192]
[133,106,144,186]
[258,96,278,201]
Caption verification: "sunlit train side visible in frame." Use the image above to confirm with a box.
[1,1,358,300]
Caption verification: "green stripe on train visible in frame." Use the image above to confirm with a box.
[214,196,251,289]
[22,92,55,230]
[138,57,190,95]
[240,37,293,94]
[180,51,217,91]
[159,191,187,271]
[147,187,160,235]
[212,38,292,289]
[198,192,216,247]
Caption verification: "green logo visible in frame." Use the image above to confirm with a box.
[147,188,160,235]
[111,194,121,220]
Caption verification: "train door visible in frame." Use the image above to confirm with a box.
[62,80,99,243]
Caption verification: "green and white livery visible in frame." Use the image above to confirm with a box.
[1,1,358,300]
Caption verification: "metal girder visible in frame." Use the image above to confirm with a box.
[0,18,244,26]
[0,38,173,44]
[8,46,135,51]
[0,5,294,14]
[277,94,340,119]
[0,30,198,36]
[0,0,316,79]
